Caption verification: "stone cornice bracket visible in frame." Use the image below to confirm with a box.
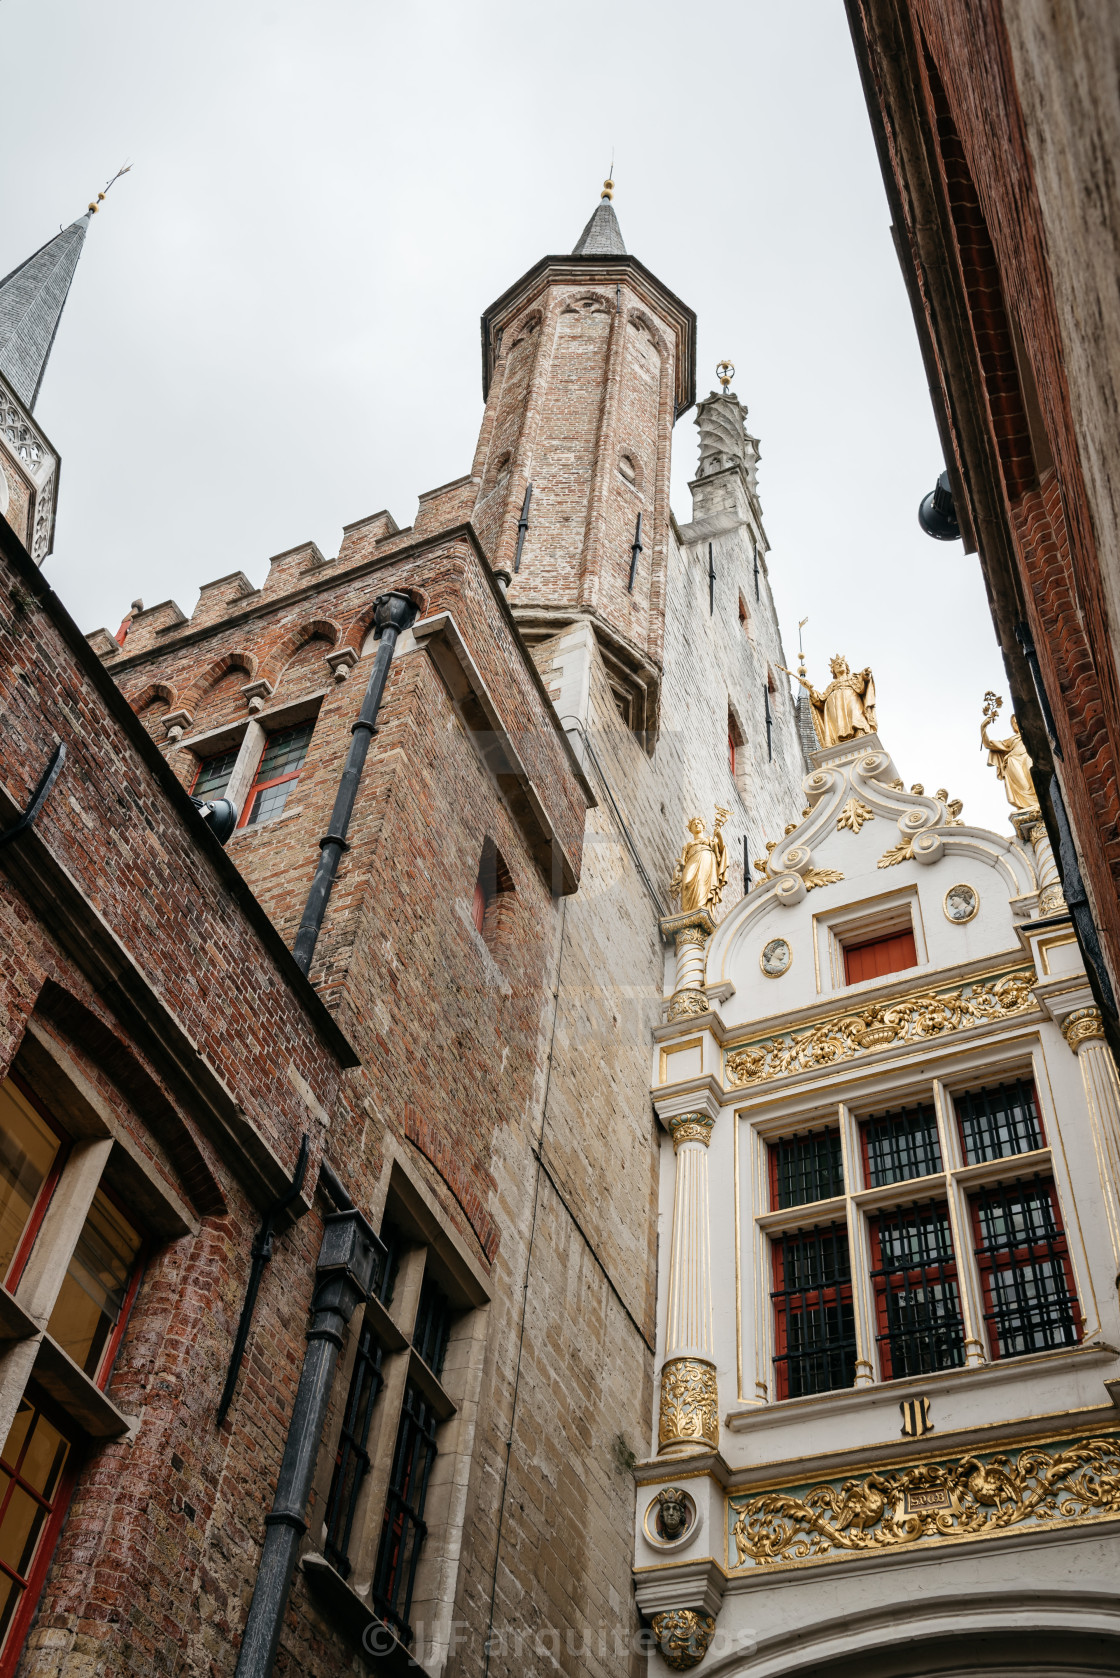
[161,708,193,743]
[325,647,359,683]
[241,678,274,716]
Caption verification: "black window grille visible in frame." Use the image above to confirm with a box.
[771,1223,856,1398]
[955,1080,1043,1164]
[971,1177,1079,1358]
[371,1381,439,1644]
[870,1203,964,1378]
[413,1275,452,1378]
[770,1129,844,1209]
[322,1320,384,1575]
[862,1103,942,1187]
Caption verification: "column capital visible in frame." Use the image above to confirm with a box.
[1061,1006,1105,1051]
[667,1112,715,1150]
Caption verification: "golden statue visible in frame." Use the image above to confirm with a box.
[780,654,877,748]
[981,692,1038,811]
[670,807,729,913]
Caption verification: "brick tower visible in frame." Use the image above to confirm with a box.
[470,183,695,738]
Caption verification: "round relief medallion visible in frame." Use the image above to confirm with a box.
[944,884,978,924]
[760,937,792,977]
[643,1486,700,1550]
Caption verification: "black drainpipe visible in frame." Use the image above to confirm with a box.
[292,591,417,975]
[234,1203,382,1678]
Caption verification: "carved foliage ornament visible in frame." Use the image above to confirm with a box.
[667,1113,715,1150]
[726,967,1036,1088]
[837,797,874,834]
[668,989,710,1022]
[728,1432,1120,1570]
[1062,1007,1105,1051]
[651,1610,717,1672]
[658,1358,719,1451]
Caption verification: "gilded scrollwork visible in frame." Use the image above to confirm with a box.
[668,989,710,1022]
[728,1433,1120,1570]
[651,1610,717,1671]
[725,967,1036,1088]
[837,797,874,834]
[803,868,844,890]
[877,839,914,868]
[658,1357,719,1452]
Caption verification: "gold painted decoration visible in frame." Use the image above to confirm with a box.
[837,797,874,834]
[1062,1007,1106,1050]
[981,692,1039,812]
[781,654,877,748]
[667,1113,715,1150]
[651,1610,717,1672]
[668,989,710,1022]
[658,1357,719,1452]
[877,839,914,868]
[804,867,844,890]
[671,808,730,913]
[725,966,1036,1088]
[727,1432,1120,1571]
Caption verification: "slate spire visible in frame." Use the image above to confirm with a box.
[0,215,91,412]
[571,180,627,257]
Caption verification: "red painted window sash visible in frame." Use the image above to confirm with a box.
[236,762,303,829]
[3,1074,70,1295]
[843,930,917,985]
[968,1181,1078,1362]
[771,1239,853,1401]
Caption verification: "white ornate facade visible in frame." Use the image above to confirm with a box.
[636,730,1120,1675]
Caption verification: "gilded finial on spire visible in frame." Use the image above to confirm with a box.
[88,162,132,215]
[717,360,735,391]
[601,179,614,201]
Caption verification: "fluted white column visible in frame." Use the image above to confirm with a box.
[1063,1008,1120,1271]
[658,1111,718,1455]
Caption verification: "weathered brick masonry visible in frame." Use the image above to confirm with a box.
[844,0,1120,1036]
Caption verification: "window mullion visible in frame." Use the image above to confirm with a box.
[221,720,265,822]
[13,1138,112,1327]
[839,1105,875,1386]
[346,1344,411,1596]
[945,1170,987,1366]
[751,1125,772,1403]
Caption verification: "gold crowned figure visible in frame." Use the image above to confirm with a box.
[981,692,1038,811]
[670,807,730,914]
[781,654,877,748]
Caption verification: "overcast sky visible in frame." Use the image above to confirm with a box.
[4,0,1016,833]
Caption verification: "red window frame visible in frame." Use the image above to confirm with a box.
[969,1177,1080,1361]
[770,1226,855,1400]
[237,723,314,830]
[728,730,736,777]
[0,1388,80,1677]
[2,1074,70,1295]
[843,929,917,985]
[190,746,239,801]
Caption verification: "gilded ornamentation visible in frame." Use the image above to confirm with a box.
[728,1433,1120,1570]
[781,654,877,747]
[804,868,844,890]
[1062,1007,1105,1051]
[982,692,1039,812]
[658,1357,719,1452]
[651,1610,717,1671]
[670,808,730,913]
[668,989,710,1022]
[667,1113,715,1149]
[675,925,709,953]
[878,839,914,868]
[725,967,1036,1088]
[837,797,874,834]
[1040,883,1067,915]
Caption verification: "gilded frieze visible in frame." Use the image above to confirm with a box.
[725,966,1036,1088]
[727,1431,1120,1571]
[658,1357,719,1452]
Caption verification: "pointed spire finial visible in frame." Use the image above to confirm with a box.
[602,178,614,201]
[88,162,132,215]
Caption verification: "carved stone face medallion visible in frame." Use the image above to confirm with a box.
[944,884,978,924]
[644,1486,699,1548]
[760,937,792,977]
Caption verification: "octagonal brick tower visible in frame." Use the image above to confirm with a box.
[470,185,696,739]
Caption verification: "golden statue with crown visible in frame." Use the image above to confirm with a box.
[781,654,877,748]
